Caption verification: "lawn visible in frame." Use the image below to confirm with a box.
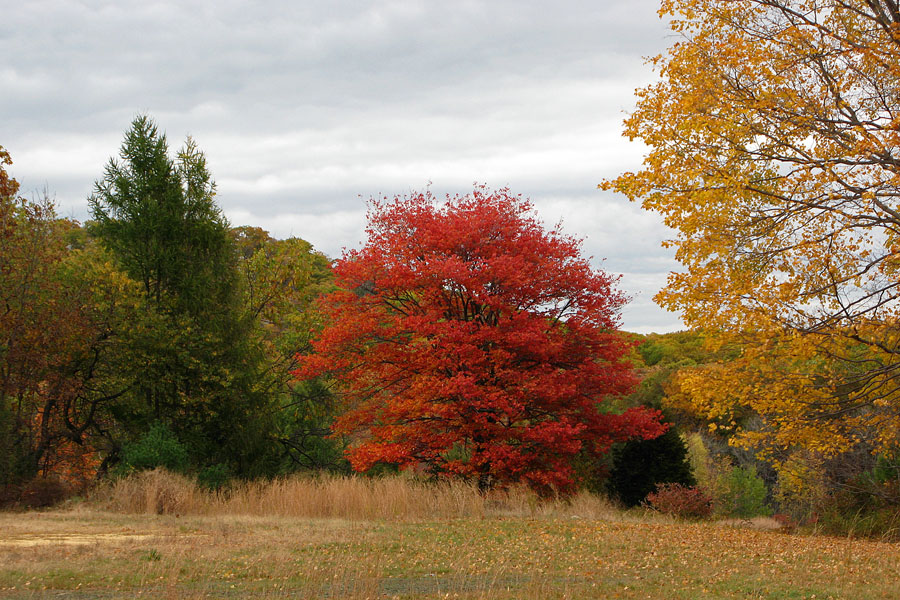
[1,506,899,599]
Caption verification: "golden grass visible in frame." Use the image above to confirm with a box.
[97,468,622,521]
[2,472,899,598]
[3,507,900,599]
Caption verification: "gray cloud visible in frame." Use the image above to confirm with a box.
[2,0,682,332]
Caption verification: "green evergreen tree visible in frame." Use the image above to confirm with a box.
[90,116,278,477]
[607,427,696,507]
[90,116,234,316]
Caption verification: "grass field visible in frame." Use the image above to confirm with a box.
[1,472,899,599]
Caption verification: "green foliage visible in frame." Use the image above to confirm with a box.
[685,434,773,519]
[88,116,283,477]
[229,227,341,474]
[89,115,235,317]
[141,549,162,562]
[196,464,231,491]
[804,452,900,540]
[0,403,29,489]
[816,467,900,540]
[872,453,900,485]
[618,331,739,428]
[816,507,900,542]
[120,424,189,474]
[607,427,696,507]
[274,382,350,474]
[2,126,340,486]
[571,448,612,495]
[716,465,772,519]
[636,331,712,368]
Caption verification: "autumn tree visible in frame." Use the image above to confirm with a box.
[0,147,62,485]
[230,226,345,471]
[0,147,140,490]
[0,146,16,199]
[606,1,900,463]
[296,188,666,492]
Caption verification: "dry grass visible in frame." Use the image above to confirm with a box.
[2,471,899,598]
[97,468,621,521]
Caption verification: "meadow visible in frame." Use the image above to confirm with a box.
[1,471,898,599]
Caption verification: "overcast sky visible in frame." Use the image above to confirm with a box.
[2,0,682,333]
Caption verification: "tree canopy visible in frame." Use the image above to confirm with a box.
[1,147,142,488]
[607,0,900,460]
[90,115,235,316]
[296,187,665,492]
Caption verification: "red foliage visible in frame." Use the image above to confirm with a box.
[295,187,665,492]
[645,483,714,519]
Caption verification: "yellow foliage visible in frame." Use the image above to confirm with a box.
[608,0,900,460]
[774,451,828,516]
[683,432,714,490]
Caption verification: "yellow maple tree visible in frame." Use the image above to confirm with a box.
[606,0,900,460]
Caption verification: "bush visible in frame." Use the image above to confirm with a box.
[119,423,189,474]
[18,477,70,508]
[814,469,900,540]
[716,465,772,519]
[817,505,900,541]
[197,464,230,491]
[645,483,713,519]
[774,452,827,521]
[0,484,20,508]
[607,427,696,507]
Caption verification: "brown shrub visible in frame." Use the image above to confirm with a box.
[645,483,713,519]
[18,477,71,508]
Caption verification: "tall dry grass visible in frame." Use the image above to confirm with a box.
[96,468,620,521]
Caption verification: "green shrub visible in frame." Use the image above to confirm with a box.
[120,423,189,474]
[716,465,772,519]
[872,454,900,485]
[817,505,900,541]
[197,464,230,491]
[815,468,900,540]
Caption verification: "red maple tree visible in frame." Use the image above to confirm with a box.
[296,187,665,492]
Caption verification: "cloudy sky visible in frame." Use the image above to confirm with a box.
[2,0,682,333]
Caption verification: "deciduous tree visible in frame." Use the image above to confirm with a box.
[1,148,139,488]
[231,226,346,472]
[606,0,900,461]
[296,188,665,492]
